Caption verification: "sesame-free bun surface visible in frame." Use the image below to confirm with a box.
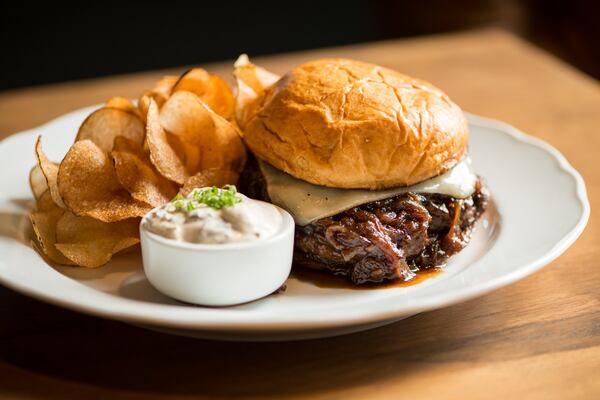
[242,58,468,189]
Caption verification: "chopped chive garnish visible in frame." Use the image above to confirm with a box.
[170,185,242,212]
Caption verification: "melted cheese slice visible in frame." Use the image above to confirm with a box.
[260,159,478,226]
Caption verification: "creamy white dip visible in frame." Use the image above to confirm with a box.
[143,187,282,244]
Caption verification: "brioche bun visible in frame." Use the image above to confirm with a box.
[242,58,468,189]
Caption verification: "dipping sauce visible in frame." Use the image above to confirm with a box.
[142,186,282,244]
[139,185,295,306]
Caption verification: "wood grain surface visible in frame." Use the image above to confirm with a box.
[0,29,598,400]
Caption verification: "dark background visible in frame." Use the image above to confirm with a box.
[1,0,598,91]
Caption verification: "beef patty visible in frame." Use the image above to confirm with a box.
[240,159,489,285]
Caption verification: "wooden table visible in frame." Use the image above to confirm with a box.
[0,29,598,399]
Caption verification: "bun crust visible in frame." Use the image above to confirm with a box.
[242,58,468,189]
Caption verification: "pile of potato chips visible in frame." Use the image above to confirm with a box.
[30,66,250,267]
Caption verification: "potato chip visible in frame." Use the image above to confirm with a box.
[172,67,210,89]
[137,94,152,123]
[159,90,216,144]
[152,75,178,98]
[137,75,178,117]
[138,119,199,172]
[106,96,141,118]
[55,212,140,268]
[112,136,177,207]
[34,137,66,208]
[233,55,280,128]
[160,91,246,173]
[145,99,188,184]
[36,190,57,211]
[31,186,140,268]
[233,54,279,94]
[138,91,165,118]
[112,135,139,153]
[58,140,150,222]
[29,165,48,200]
[204,75,236,119]
[30,205,74,265]
[171,68,235,119]
[234,79,260,130]
[164,132,201,173]
[179,168,240,196]
[75,107,145,153]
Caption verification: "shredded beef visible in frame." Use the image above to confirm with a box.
[240,158,489,285]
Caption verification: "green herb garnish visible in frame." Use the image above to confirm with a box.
[169,185,242,212]
[192,185,242,209]
[171,194,186,210]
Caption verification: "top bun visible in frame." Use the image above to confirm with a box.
[242,58,468,189]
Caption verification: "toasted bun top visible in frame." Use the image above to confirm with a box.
[242,58,468,189]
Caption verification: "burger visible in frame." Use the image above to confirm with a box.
[236,57,489,285]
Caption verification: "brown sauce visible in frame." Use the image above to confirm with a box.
[291,266,443,289]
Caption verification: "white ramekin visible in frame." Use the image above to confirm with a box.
[140,205,294,306]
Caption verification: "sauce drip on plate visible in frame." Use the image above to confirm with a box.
[291,267,443,289]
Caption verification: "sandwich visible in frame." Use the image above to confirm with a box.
[235,57,489,285]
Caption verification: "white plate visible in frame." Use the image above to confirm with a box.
[0,106,589,341]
